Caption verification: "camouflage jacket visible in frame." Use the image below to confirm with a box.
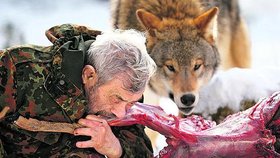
[0,24,153,158]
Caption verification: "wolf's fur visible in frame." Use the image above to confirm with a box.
[111,0,251,115]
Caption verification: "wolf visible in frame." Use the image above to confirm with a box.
[111,0,251,115]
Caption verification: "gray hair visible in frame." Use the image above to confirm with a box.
[87,29,156,92]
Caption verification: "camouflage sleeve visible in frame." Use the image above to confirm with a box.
[0,49,17,118]
[0,49,16,157]
[0,139,7,157]
[112,125,153,158]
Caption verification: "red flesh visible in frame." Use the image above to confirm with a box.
[109,92,280,158]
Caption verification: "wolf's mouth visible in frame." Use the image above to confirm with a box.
[179,107,194,115]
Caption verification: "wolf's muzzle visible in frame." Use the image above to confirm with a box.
[181,94,196,107]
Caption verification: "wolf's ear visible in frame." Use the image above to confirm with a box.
[194,7,219,44]
[136,9,161,37]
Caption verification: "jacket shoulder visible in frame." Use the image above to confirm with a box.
[5,44,53,65]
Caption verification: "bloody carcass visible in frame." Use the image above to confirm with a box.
[110,92,280,157]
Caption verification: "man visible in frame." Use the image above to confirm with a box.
[0,24,156,157]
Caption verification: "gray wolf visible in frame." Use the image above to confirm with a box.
[111,0,251,115]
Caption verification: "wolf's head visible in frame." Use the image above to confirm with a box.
[136,7,220,115]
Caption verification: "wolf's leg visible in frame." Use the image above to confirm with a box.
[230,18,251,68]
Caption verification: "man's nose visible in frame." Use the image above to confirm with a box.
[112,103,127,118]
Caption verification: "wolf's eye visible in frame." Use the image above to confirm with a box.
[166,65,175,72]
[194,64,201,71]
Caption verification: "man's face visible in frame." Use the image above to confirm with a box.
[85,78,143,119]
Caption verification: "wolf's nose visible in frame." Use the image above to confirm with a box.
[180,94,195,106]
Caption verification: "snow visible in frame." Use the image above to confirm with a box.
[196,67,280,117]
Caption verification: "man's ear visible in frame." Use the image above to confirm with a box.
[82,65,98,85]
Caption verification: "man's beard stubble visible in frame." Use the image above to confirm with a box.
[85,85,116,120]
[85,85,98,114]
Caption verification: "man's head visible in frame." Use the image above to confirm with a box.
[82,29,156,118]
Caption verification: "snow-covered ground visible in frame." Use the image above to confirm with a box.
[1,0,280,156]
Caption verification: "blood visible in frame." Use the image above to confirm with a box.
[109,92,280,157]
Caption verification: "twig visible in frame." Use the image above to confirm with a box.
[14,116,83,134]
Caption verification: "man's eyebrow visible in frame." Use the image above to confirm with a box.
[116,95,140,103]
[116,95,128,102]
